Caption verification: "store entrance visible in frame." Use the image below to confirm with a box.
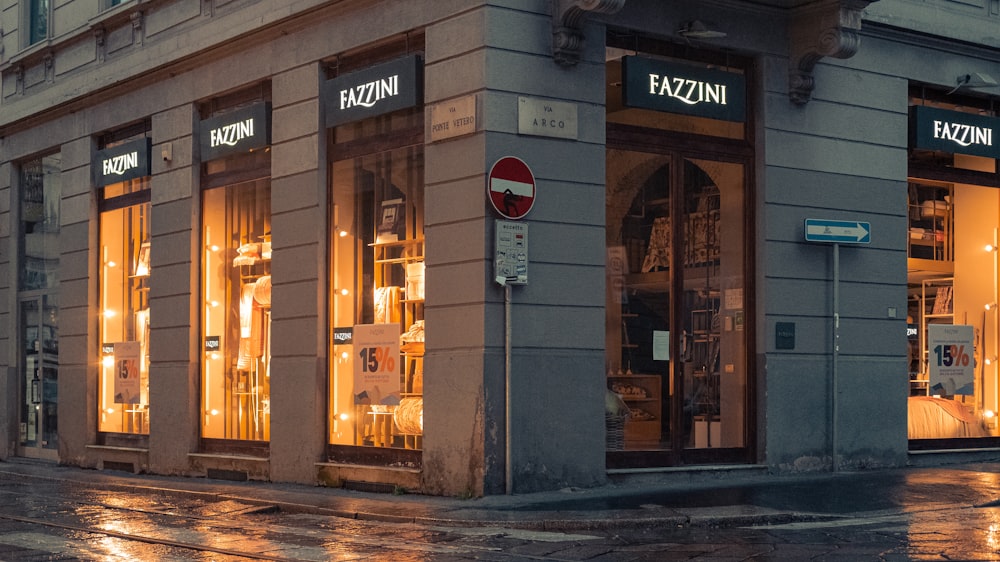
[17,294,59,460]
[606,148,750,465]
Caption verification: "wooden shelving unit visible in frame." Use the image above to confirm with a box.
[607,374,661,442]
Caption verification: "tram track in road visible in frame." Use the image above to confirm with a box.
[0,483,595,561]
[0,510,296,561]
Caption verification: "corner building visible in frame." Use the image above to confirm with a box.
[1,0,999,496]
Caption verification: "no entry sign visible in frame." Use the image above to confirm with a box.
[488,156,535,220]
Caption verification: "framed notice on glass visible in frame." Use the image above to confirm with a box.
[928,324,974,396]
[376,199,404,243]
[352,323,401,406]
[113,341,142,404]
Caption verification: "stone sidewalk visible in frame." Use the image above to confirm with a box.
[3,458,1000,531]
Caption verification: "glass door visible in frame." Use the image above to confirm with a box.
[18,294,59,459]
[606,150,748,465]
[679,158,746,455]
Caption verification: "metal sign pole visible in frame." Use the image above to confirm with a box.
[505,282,512,495]
[832,242,840,472]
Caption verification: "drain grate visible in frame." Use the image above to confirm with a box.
[343,480,396,494]
[206,468,249,482]
[102,461,136,473]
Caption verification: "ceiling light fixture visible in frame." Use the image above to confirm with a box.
[947,72,999,94]
[678,20,727,40]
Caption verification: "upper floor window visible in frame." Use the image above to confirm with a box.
[27,0,49,46]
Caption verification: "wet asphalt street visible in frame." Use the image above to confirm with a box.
[2,460,1000,559]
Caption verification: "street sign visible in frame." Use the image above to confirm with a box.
[804,218,871,244]
[495,220,528,285]
[488,156,535,220]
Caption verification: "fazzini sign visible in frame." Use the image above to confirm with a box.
[199,102,271,162]
[93,137,151,187]
[910,105,1000,159]
[323,54,423,127]
[621,56,746,122]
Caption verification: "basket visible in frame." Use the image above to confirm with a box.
[605,411,628,450]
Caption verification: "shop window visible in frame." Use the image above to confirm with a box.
[98,139,151,435]
[202,178,271,441]
[907,90,1000,443]
[329,109,423,452]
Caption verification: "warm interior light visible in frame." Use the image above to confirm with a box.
[102,355,115,367]
[340,288,349,296]
[209,245,220,252]
[103,309,117,318]
[209,300,219,307]
[105,408,115,414]
[987,303,997,311]
[985,410,996,419]
[338,412,349,421]
[340,351,349,360]
[106,261,117,268]
[987,244,996,252]
[210,409,219,416]
[339,230,348,238]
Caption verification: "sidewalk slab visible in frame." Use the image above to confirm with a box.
[1,458,998,532]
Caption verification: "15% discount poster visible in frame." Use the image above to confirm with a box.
[352,323,402,406]
[928,324,974,396]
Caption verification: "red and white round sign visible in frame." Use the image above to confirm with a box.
[487,156,535,220]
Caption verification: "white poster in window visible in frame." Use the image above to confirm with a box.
[352,323,402,406]
[607,246,627,305]
[652,330,670,361]
[928,324,974,396]
[725,288,743,310]
[113,341,142,405]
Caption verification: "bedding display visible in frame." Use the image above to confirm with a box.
[907,396,989,439]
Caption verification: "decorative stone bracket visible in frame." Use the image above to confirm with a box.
[553,0,626,66]
[789,0,876,105]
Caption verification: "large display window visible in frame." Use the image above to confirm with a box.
[98,136,151,435]
[907,91,1000,444]
[328,108,424,454]
[201,178,272,441]
[198,94,272,445]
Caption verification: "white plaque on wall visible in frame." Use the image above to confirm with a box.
[518,96,578,140]
[428,94,478,142]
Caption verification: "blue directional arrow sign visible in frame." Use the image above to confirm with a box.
[804,218,871,244]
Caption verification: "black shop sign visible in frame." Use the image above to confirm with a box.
[621,56,746,122]
[323,54,423,127]
[199,102,271,162]
[93,137,151,187]
[910,105,1000,159]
